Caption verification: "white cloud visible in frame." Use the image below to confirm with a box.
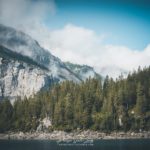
[30,23,150,78]
[0,0,55,29]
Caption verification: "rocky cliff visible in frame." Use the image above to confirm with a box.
[0,45,55,101]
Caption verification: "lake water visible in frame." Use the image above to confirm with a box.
[0,139,150,150]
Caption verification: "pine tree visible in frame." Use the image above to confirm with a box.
[135,83,147,116]
[0,100,13,132]
[65,93,74,126]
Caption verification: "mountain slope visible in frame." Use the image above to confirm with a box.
[0,45,57,101]
[0,45,48,70]
[0,24,81,82]
[64,62,102,81]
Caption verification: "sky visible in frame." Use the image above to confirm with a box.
[0,0,150,78]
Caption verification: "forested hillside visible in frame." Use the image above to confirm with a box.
[0,67,150,133]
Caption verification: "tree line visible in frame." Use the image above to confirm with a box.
[0,67,150,133]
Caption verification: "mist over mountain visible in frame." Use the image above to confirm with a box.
[64,62,102,81]
[0,24,101,101]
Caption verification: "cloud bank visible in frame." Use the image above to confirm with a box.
[0,0,150,78]
[32,24,150,78]
[0,0,55,29]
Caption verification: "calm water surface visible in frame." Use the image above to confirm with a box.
[0,139,150,150]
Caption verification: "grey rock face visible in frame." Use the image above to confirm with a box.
[0,57,52,101]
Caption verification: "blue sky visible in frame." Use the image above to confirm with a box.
[43,0,150,50]
[1,0,150,77]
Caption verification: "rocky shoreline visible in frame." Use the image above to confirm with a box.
[0,130,150,140]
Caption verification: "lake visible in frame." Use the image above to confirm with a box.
[0,139,150,150]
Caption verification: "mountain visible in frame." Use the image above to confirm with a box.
[0,24,102,101]
[0,45,56,101]
[64,62,102,81]
[0,24,81,82]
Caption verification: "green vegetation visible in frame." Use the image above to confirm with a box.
[0,67,150,133]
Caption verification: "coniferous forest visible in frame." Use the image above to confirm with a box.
[0,67,150,133]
